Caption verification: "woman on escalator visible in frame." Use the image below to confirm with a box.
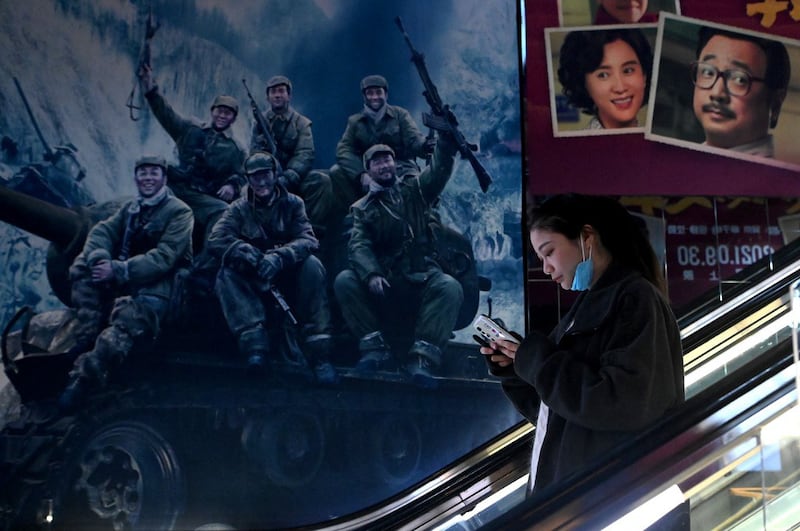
[479,194,685,498]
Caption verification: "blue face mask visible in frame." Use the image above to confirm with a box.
[570,238,593,291]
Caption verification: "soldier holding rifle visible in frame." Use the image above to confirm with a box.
[247,75,315,190]
[334,133,461,390]
[207,151,338,384]
[138,65,245,248]
[325,74,435,223]
[244,76,331,233]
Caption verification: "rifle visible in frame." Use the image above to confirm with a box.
[242,79,278,156]
[126,4,159,121]
[267,285,309,369]
[12,77,53,160]
[118,207,140,261]
[395,17,493,193]
[268,286,298,326]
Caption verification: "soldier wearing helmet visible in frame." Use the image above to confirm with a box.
[138,65,245,251]
[334,131,460,389]
[58,155,194,411]
[250,76,314,187]
[324,74,435,224]
[206,151,338,384]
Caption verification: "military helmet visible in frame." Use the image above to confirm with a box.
[244,151,278,175]
[134,155,168,172]
[210,94,239,115]
[266,75,292,94]
[360,74,388,93]
[363,144,395,168]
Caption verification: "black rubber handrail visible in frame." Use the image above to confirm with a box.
[477,340,796,530]
[677,237,800,330]
[294,242,800,530]
[341,280,799,530]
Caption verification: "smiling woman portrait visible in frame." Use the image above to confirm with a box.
[557,28,653,130]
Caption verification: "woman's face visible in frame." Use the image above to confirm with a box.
[600,0,648,23]
[530,228,582,291]
[584,38,647,128]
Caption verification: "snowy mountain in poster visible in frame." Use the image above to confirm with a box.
[0,0,524,340]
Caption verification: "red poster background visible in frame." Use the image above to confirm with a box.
[621,196,800,308]
[525,0,800,196]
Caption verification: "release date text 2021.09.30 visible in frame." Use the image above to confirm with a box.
[675,244,775,268]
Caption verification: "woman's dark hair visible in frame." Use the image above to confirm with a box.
[557,28,653,116]
[527,194,666,295]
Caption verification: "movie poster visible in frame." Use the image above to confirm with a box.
[0,1,524,528]
[647,13,800,172]
[526,0,800,315]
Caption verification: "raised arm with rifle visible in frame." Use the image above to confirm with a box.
[395,16,493,193]
[126,4,159,121]
[242,79,278,156]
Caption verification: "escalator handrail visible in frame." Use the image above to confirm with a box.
[306,252,800,530]
[476,340,797,530]
[679,256,800,351]
[310,334,794,530]
[405,267,800,529]
[677,238,800,337]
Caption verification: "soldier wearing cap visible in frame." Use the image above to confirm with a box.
[138,65,245,249]
[207,151,338,384]
[325,74,435,222]
[58,155,194,410]
[333,131,460,389]
[250,76,315,189]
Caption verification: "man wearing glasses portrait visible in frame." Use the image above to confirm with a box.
[690,26,790,158]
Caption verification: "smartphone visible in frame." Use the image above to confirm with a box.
[472,314,520,345]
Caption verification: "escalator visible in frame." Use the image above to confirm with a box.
[2,235,798,530]
[321,242,800,530]
[475,325,798,530]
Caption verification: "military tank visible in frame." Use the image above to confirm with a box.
[0,184,521,530]
[1,78,95,211]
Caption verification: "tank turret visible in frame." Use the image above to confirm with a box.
[4,78,95,209]
[2,144,95,209]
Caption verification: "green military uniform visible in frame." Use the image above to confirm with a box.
[145,88,245,243]
[249,106,332,230]
[333,136,462,387]
[250,107,314,186]
[207,179,333,367]
[61,183,194,408]
[328,104,429,217]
